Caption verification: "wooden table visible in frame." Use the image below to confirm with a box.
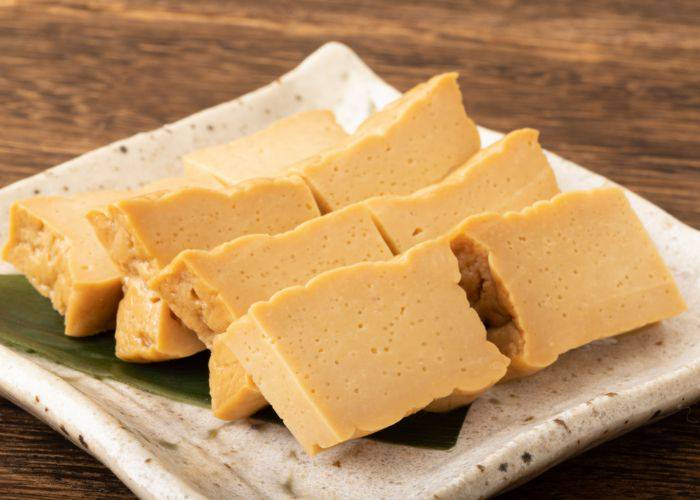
[0,1,698,497]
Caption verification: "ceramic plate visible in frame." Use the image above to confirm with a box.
[0,43,698,499]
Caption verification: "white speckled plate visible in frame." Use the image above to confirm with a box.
[0,43,698,499]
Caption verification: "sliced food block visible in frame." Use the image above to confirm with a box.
[1,175,228,337]
[116,278,205,362]
[365,128,559,253]
[183,110,347,185]
[3,190,127,336]
[87,175,320,282]
[294,73,480,211]
[209,333,267,420]
[87,176,320,361]
[154,204,394,345]
[184,205,393,419]
[223,239,509,454]
[449,188,687,378]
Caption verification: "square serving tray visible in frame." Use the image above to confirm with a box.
[0,42,698,499]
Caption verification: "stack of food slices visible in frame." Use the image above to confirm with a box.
[2,72,686,456]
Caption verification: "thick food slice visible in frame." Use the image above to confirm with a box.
[293,73,480,211]
[116,278,205,362]
[3,191,127,336]
[154,204,394,345]
[3,176,227,336]
[183,110,347,185]
[365,129,559,253]
[87,176,320,282]
[209,335,267,420]
[88,176,320,361]
[1,176,225,337]
[222,239,509,454]
[180,204,394,419]
[449,188,687,378]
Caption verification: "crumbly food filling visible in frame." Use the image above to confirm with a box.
[114,277,204,362]
[451,236,523,358]
[155,262,229,347]
[452,236,510,327]
[115,278,159,356]
[6,206,72,314]
[88,208,159,281]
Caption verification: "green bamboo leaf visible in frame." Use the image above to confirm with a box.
[0,274,467,450]
[0,274,210,407]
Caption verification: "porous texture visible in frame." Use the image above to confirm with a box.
[450,188,687,377]
[88,207,160,282]
[184,110,347,185]
[295,73,480,211]
[365,128,559,253]
[84,175,229,283]
[154,204,393,347]
[194,205,393,418]
[154,261,227,346]
[88,176,321,276]
[88,177,321,359]
[227,239,509,455]
[5,204,73,314]
[3,196,123,336]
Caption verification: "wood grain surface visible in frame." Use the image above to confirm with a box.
[0,0,698,497]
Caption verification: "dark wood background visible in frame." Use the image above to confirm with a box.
[0,0,698,497]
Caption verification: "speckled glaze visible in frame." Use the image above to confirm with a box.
[0,43,697,499]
